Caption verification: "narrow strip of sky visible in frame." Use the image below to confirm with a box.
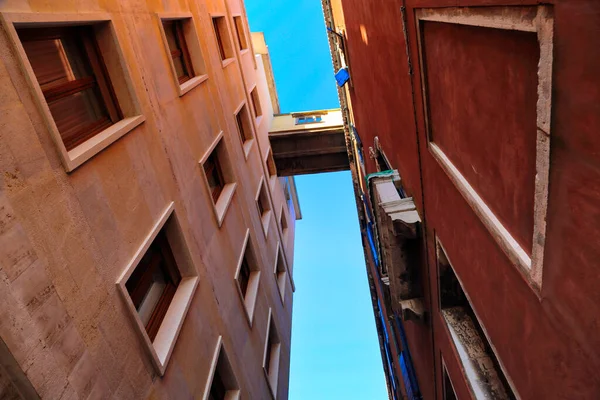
[245,1,389,399]
[244,1,339,112]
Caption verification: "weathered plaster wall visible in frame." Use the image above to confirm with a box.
[0,0,296,399]
[339,0,600,398]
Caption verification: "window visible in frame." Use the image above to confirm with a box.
[295,115,322,125]
[17,26,122,151]
[375,149,391,172]
[233,16,248,51]
[238,257,251,297]
[263,309,281,398]
[256,178,272,237]
[250,87,262,119]
[235,230,261,325]
[282,178,291,201]
[442,363,458,400]
[209,367,227,400]
[205,337,240,400]
[274,244,287,303]
[437,240,515,399]
[204,151,225,203]
[162,20,194,84]
[7,14,145,172]
[279,207,288,237]
[266,149,277,179]
[126,229,180,341]
[117,203,199,375]
[235,104,252,143]
[235,103,254,158]
[158,14,207,96]
[258,194,266,215]
[212,16,233,61]
[200,133,237,227]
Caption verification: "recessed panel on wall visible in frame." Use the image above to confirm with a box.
[423,21,538,253]
[416,6,553,290]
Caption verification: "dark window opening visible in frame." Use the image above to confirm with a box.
[438,242,515,399]
[235,105,252,144]
[283,179,291,201]
[295,115,322,125]
[257,196,266,216]
[238,256,251,298]
[250,87,262,118]
[265,321,279,375]
[443,365,458,400]
[263,312,281,395]
[375,149,391,172]
[280,211,288,234]
[266,150,277,178]
[18,26,123,151]
[257,183,270,219]
[208,346,238,400]
[163,20,195,84]
[265,331,273,375]
[208,368,226,400]
[212,17,233,61]
[233,16,248,51]
[204,152,225,203]
[276,250,286,300]
[126,230,181,342]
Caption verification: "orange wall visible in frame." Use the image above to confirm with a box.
[0,0,296,398]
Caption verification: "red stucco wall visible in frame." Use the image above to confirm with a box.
[340,0,600,398]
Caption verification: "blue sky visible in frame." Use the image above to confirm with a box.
[244,1,388,399]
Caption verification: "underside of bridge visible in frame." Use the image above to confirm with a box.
[268,110,349,176]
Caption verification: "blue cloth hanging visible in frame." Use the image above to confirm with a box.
[335,67,350,86]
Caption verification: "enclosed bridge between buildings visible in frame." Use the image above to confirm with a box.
[268,109,349,176]
[251,32,348,177]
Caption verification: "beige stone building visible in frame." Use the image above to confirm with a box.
[0,1,301,399]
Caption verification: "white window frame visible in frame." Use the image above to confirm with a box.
[210,14,235,68]
[202,336,241,400]
[156,12,209,96]
[262,308,281,399]
[234,101,255,160]
[273,242,287,305]
[255,176,272,238]
[116,202,199,376]
[199,131,237,228]
[1,12,145,172]
[234,229,261,327]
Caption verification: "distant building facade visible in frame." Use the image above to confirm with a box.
[323,0,600,399]
[0,2,299,399]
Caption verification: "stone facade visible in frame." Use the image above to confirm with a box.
[0,1,298,399]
